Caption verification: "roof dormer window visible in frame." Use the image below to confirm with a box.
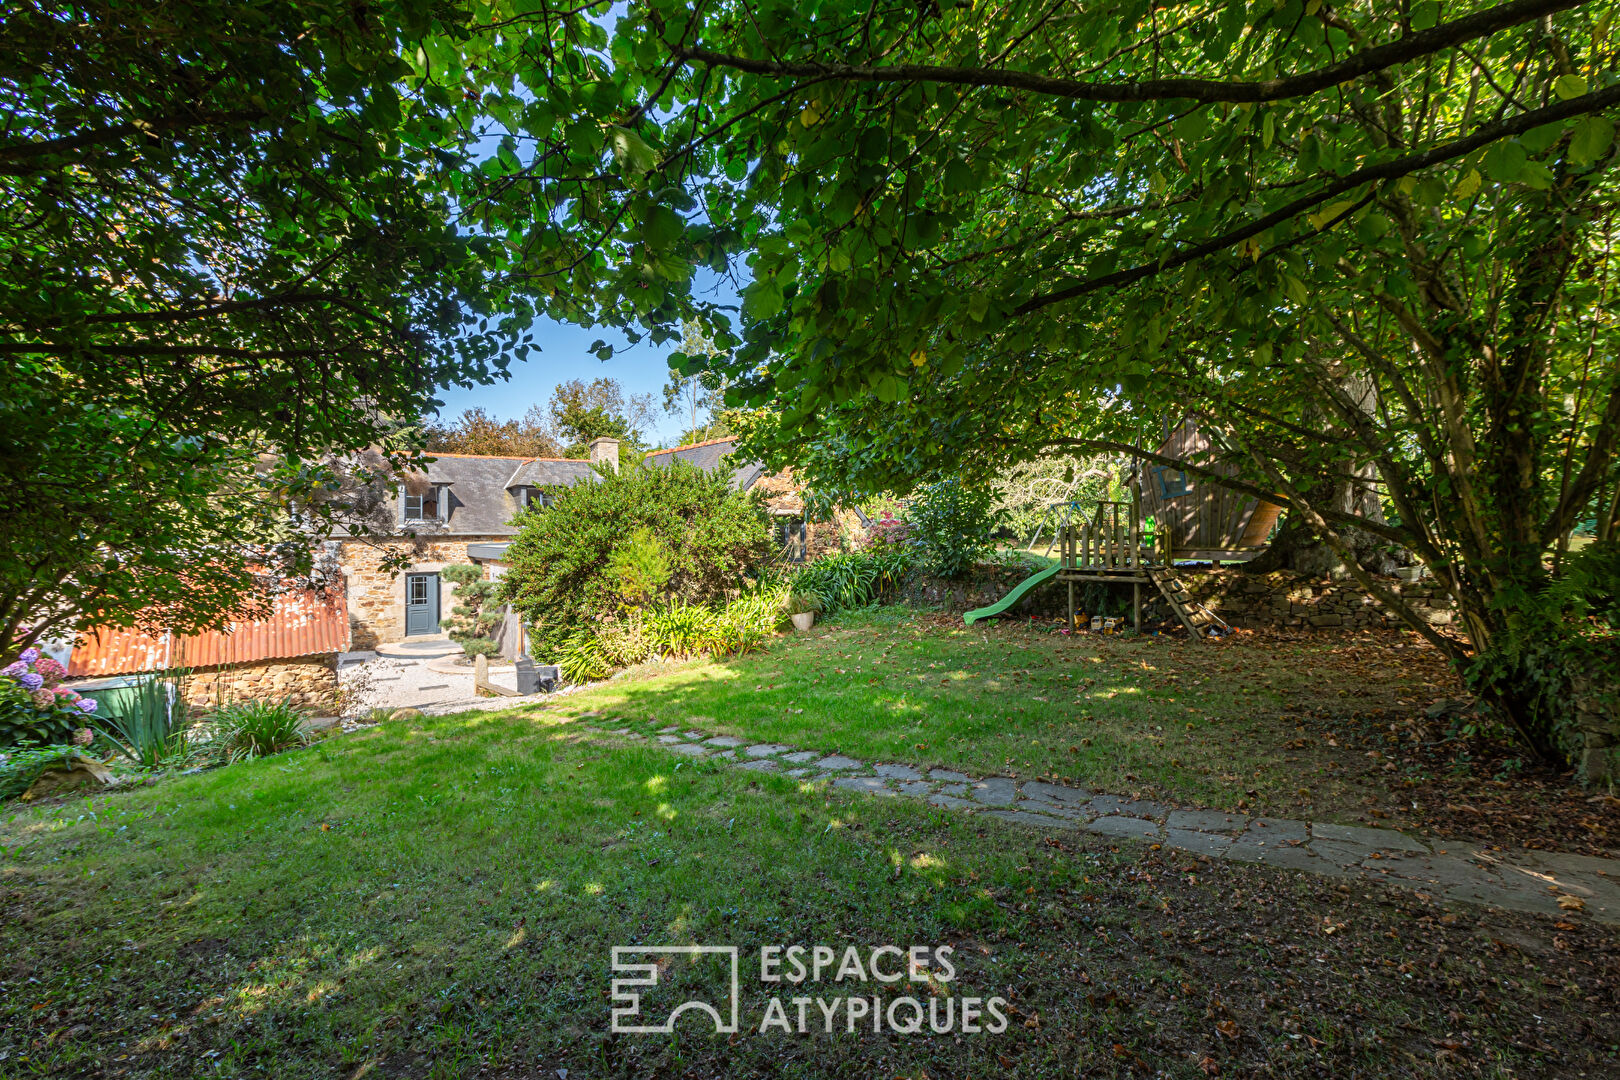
[403,486,444,522]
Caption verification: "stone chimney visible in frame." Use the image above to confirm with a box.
[589,437,620,473]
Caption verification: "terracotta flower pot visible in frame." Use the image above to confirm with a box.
[790,612,815,632]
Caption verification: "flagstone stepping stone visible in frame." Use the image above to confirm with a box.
[683,730,706,740]
[1240,817,1308,845]
[1022,781,1092,807]
[785,769,812,778]
[928,768,971,784]
[968,777,1017,806]
[928,794,978,810]
[874,763,923,781]
[745,743,794,758]
[1087,815,1162,840]
[1309,839,1384,869]
[1311,822,1428,853]
[705,736,748,747]
[1086,795,1168,820]
[934,783,968,798]
[815,755,864,770]
[712,750,736,760]
[658,726,680,733]
[986,809,1072,830]
[1165,828,1234,857]
[737,759,779,773]
[1014,798,1085,820]
[657,734,684,744]
[1166,809,1249,835]
[894,781,932,797]
[835,776,896,797]
[666,743,709,757]
[1227,842,1348,876]
[782,751,819,764]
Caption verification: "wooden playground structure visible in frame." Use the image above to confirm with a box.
[1055,422,1283,639]
[970,421,1283,639]
[1055,496,1231,639]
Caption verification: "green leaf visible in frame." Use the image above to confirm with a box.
[1410,1,1439,31]
[968,292,989,322]
[1570,115,1616,166]
[944,159,977,196]
[1482,140,1528,183]
[642,204,682,250]
[1553,74,1588,101]
[609,126,659,176]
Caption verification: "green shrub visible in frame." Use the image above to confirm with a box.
[790,549,913,615]
[441,563,502,657]
[606,527,673,605]
[502,459,771,653]
[595,615,656,668]
[209,698,307,761]
[97,673,192,768]
[0,649,98,748]
[904,482,1005,578]
[556,630,612,684]
[645,602,716,660]
[0,743,76,800]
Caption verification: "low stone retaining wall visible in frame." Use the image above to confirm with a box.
[1148,569,1458,630]
[906,566,1459,631]
[901,572,1067,618]
[182,654,341,714]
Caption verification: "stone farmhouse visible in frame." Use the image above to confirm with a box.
[336,435,844,650]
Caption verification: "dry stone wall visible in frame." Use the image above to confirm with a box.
[1152,569,1458,630]
[181,655,339,714]
[903,565,1459,632]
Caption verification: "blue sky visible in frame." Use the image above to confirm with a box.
[434,318,686,444]
[435,266,747,447]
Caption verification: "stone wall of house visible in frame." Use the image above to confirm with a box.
[181,654,339,714]
[338,537,507,649]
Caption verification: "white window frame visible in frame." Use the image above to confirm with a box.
[402,485,444,524]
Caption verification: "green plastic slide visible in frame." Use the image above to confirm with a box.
[962,564,1063,626]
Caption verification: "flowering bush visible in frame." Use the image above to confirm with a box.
[0,647,97,749]
[866,511,911,550]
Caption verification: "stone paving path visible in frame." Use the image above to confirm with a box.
[579,715,1620,926]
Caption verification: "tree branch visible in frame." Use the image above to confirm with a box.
[676,0,1581,105]
[1014,84,1620,314]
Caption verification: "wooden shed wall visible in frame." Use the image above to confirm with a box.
[1138,421,1282,554]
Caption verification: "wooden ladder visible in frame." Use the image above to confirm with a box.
[1146,568,1229,641]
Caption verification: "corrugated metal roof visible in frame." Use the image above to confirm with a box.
[66,583,349,677]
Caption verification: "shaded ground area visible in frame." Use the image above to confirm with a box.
[3,709,1617,1079]
[552,607,1620,856]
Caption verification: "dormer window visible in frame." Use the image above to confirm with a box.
[403,486,443,522]
[517,486,553,510]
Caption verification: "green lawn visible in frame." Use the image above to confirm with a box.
[4,706,1615,1078]
[542,606,1462,824]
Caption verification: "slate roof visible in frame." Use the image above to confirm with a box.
[641,438,765,492]
[506,458,597,488]
[388,453,595,537]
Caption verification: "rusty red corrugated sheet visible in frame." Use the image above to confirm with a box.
[66,583,349,677]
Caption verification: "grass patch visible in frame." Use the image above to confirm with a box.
[545,607,1460,819]
[2,709,1616,1077]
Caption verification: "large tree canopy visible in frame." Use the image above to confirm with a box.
[541,0,1618,764]
[0,0,676,653]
